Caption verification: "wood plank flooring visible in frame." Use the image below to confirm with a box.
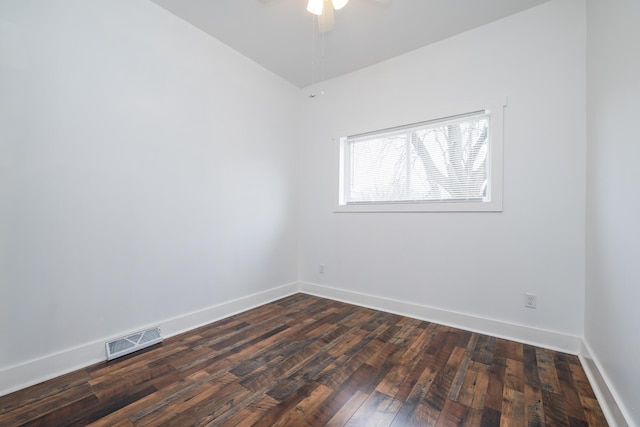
[0,294,608,426]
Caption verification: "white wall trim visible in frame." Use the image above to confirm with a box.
[579,340,635,427]
[5,280,629,427]
[298,282,582,354]
[0,282,299,398]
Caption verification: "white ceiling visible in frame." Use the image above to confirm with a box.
[151,0,550,88]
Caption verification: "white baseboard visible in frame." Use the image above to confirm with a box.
[298,282,583,354]
[4,280,630,427]
[0,282,298,398]
[579,341,635,427]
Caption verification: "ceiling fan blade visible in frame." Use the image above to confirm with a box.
[318,2,334,33]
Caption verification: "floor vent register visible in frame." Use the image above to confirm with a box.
[105,326,162,360]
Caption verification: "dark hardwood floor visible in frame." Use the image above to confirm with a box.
[0,293,607,426]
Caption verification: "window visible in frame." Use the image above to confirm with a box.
[337,106,503,212]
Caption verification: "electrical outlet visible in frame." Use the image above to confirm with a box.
[319,264,325,274]
[524,293,537,309]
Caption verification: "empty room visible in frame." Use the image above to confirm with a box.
[0,0,638,425]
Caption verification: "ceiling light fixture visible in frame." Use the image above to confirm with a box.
[331,0,349,10]
[306,0,323,15]
[307,0,349,16]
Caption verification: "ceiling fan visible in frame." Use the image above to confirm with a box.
[308,0,393,32]
[259,0,391,33]
[307,0,346,32]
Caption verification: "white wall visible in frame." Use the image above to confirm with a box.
[8,1,637,421]
[586,0,640,425]
[0,0,298,391]
[298,0,587,343]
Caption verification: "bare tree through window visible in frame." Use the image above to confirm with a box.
[345,113,489,204]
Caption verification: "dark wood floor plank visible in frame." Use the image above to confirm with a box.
[90,362,175,400]
[403,321,437,357]
[188,320,251,349]
[285,312,339,341]
[339,307,376,328]
[542,389,571,427]
[325,390,369,427]
[272,383,333,427]
[461,408,484,427]
[216,394,279,427]
[423,336,468,412]
[0,382,94,426]
[165,381,251,427]
[133,381,218,426]
[405,401,441,426]
[315,339,383,390]
[457,361,490,410]
[484,356,506,412]
[302,364,379,427]
[500,387,525,427]
[569,360,598,400]
[88,344,186,381]
[494,338,523,362]
[254,380,324,427]
[524,383,545,427]
[447,334,478,400]
[344,390,402,427]
[480,407,501,427]
[326,329,367,358]
[86,369,218,426]
[136,371,238,424]
[391,353,433,402]
[0,370,93,416]
[387,317,425,348]
[472,334,495,365]
[63,385,157,427]
[0,293,608,427]
[435,398,470,427]
[523,344,542,389]
[579,395,609,427]
[20,394,100,427]
[374,338,430,400]
[389,364,438,425]
[504,358,525,393]
[555,352,587,421]
[241,341,325,393]
[537,347,562,393]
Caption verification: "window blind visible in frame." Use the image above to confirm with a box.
[343,111,490,205]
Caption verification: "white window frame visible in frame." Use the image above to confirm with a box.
[335,98,505,213]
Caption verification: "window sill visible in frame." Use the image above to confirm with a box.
[334,200,502,213]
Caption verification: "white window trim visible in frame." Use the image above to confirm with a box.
[334,97,506,213]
